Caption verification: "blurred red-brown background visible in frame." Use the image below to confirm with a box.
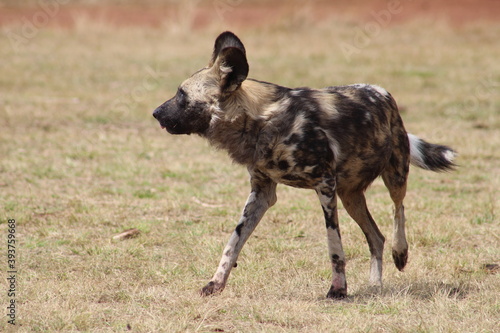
[1,0,499,29]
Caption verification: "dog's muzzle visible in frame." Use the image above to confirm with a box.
[152,105,185,134]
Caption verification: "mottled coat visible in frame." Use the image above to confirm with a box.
[153,32,456,298]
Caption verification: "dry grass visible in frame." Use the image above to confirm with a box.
[0,6,499,332]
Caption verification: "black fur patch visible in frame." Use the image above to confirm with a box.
[235,223,244,236]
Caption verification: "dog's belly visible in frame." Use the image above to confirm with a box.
[259,164,325,188]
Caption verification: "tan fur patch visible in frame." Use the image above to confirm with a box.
[315,91,340,118]
[260,98,286,120]
[291,113,307,135]
[180,67,220,104]
[222,80,277,120]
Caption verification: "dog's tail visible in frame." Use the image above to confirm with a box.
[408,134,456,172]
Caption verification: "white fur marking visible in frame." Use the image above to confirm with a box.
[371,84,389,97]
[365,111,372,122]
[351,83,389,97]
[326,227,344,260]
[219,65,232,74]
[408,133,426,169]
[443,149,456,163]
[290,89,303,96]
[245,191,257,205]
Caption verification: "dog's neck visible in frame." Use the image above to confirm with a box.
[219,79,284,120]
[203,111,263,166]
[200,80,282,165]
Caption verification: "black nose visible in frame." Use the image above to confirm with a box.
[153,107,161,120]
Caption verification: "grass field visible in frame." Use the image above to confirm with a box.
[1,2,499,332]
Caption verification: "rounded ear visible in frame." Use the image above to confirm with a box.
[209,31,246,67]
[217,47,249,93]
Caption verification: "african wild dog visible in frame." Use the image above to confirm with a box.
[153,31,456,298]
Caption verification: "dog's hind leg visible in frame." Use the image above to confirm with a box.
[200,170,277,296]
[316,176,348,298]
[380,128,411,271]
[382,160,409,271]
[340,190,385,288]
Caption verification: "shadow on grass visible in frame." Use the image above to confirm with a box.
[350,280,477,301]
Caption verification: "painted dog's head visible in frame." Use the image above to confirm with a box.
[153,31,249,135]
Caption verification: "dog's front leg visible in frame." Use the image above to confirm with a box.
[316,177,347,299]
[201,171,277,296]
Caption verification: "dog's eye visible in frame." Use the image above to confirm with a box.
[177,88,187,107]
